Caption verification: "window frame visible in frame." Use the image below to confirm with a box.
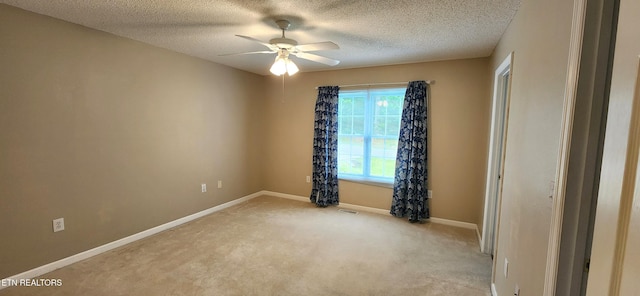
[337,87,406,187]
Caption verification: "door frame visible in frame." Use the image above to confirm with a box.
[481,53,513,255]
[543,0,621,293]
[543,0,588,293]
[551,0,618,293]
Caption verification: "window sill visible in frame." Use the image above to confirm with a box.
[338,176,394,189]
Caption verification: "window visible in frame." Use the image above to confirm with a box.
[338,88,405,185]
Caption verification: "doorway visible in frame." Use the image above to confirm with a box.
[481,53,513,256]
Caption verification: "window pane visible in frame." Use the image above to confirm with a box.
[338,155,350,174]
[388,96,403,115]
[370,160,394,178]
[371,138,385,158]
[373,117,386,136]
[339,155,363,175]
[384,139,398,157]
[374,97,389,115]
[348,156,364,174]
[353,97,366,115]
[338,136,364,175]
[340,98,353,115]
[383,139,398,178]
[370,156,397,178]
[339,117,352,135]
[387,115,400,136]
[383,157,396,177]
[370,156,383,177]
[353,116,365,135]
[371,137,396,178]
[351,136,364,156]
[338,136,351,154]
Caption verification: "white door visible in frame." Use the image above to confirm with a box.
[586,0,640,293]
[482,53,512,256]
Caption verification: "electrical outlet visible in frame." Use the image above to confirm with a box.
[306,176,311,183]
[428,190,433,199]
[53,218,65,232]
[217,180,222,189]
[504,258,509,278]
[201,183,207,193]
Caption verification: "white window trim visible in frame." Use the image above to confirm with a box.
[337,88,405,184]
[338,175,394,188]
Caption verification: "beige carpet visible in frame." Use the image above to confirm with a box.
[0,196,492,296]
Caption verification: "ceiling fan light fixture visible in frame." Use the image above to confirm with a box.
[270,56,287,76]
[270,50,299,76]
[285,59,299,76]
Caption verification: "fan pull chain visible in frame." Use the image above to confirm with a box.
[281,74,285,103]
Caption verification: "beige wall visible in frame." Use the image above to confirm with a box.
[262,59,492,224]
[489,0,574,294]
[0,4,264,278]
[0,2,497,281]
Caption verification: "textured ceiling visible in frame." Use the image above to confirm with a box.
[1,0,521,75]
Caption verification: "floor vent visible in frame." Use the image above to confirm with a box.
[338,209,358,214]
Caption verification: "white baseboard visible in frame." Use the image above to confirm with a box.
[2,190,481,289]
[429,217,478,230]
[0,191,263,290]
[262,190,390,216]
[492,283,498,296]
[337,202,389,215]
[261,191,309,203]
[262,191,479,232]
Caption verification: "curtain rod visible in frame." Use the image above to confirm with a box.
[314,80,435,90]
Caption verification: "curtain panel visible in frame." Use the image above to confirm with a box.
[310,86,340,207]
[390,81,429,222]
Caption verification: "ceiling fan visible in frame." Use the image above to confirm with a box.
[221,19,340,76]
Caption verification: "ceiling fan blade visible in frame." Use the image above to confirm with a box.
[218,51,274,57]
[295,42,340,52]
[293,52,340,66]
[235,35,278,51]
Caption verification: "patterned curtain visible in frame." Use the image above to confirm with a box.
[390,81,429,222]
[310,86,340,207]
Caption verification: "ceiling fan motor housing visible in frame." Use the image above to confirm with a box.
[271,20,297,49]
[275,19,291,30]
[270,37,298,49]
